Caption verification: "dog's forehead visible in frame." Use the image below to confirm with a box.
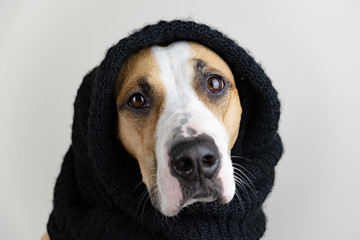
[150,41,236,100]
[116,41,234,101]
[150,42,193,103]
[150,41,235,86]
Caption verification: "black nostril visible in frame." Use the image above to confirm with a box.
[173,157,194,176]
[202,154,217,167]
[200,154,219,177]
[169,135,220,181]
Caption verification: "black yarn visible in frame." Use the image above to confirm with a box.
[46,20,283,240]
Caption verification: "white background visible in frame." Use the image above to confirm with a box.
[1,0,359,239]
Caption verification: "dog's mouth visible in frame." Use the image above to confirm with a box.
[148,177,225,216]
[180,178,224,207]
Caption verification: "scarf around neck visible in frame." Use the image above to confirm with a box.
[46,20,283,240]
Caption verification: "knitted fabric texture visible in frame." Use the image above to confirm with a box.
[46,20,283,240]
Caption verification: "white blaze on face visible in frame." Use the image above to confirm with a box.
[152,42,235,216]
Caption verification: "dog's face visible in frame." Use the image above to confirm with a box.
[116,41,241,216]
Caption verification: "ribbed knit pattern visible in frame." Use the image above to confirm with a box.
[46,20,283,240]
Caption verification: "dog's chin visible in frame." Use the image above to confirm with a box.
[182,196,217,208]
[148,188,234,217]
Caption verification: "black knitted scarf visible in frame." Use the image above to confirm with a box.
[47,20,283,240]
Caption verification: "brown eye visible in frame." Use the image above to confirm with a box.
[207,76,225,93]
[128,93,147,108]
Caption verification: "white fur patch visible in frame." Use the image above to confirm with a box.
[152,42,235,216]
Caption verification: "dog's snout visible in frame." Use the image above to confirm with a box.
[170,137,220,181]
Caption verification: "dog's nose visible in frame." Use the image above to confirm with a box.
[170,137,220,181]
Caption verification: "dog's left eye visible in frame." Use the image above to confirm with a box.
[128,93,148,108]
[207,76,225,93]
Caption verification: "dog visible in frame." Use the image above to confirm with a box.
[42,41,241,239]
[115,41,241,217]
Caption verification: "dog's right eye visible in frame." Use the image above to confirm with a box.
[128,93,148,108]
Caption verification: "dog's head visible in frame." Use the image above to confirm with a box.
[115,41,241,216]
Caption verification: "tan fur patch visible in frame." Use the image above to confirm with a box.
[189,42,242,151]
[116,48,165,189]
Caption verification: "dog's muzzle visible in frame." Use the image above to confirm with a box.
[167,134,224,206]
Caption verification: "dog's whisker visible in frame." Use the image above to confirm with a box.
[232,163,259,201]
[233,167,256,189]
[136,182,159,221]
[233,176,247,191]
[234,175,251,199]
[128,181,145,199]
[234,189,242,203]
[232,163,256,187]
[233,172,259,203]
[141,194,151,221]
[135,188,150,218]
[233,171,255,193]
[233,166,253,184]
[232,162,256,179]
[234,189,245,212]
[235,176,258,201]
